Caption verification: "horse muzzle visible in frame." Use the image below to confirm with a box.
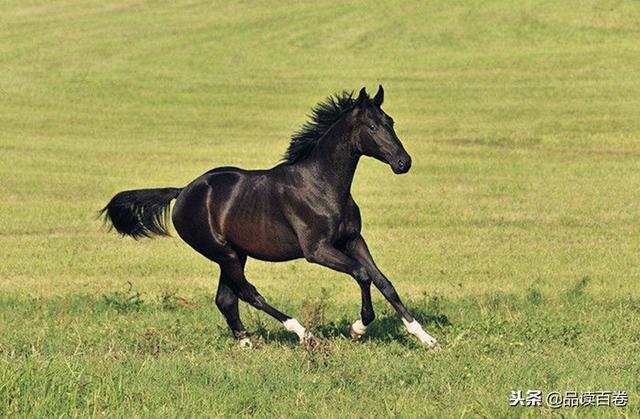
[390,154,412,174]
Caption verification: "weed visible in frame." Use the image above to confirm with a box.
[302,288,330,333]
[526,288,543,306]
[567,276,591,302]
[102,282,143,313]
[160,290,198,310]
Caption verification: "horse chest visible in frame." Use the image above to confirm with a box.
[324,205,358,241]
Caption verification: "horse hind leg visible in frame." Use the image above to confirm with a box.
[219,253,311,344]
[215,273,252,348]
[172,194,309,345]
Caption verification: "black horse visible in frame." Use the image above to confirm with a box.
[102,86,439,349]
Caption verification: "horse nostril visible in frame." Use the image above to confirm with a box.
[396,157,411,173]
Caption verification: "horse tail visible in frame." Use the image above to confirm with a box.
[101,187,183,239]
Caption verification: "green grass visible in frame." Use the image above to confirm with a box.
[1,0,640,416]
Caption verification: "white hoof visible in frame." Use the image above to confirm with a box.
[283,318,308,342]
[350,319,367,340]
[238,337,253,349]
[402,318,440,349]
[425,337,441,350]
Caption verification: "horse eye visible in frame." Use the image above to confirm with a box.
[369,124,376,130]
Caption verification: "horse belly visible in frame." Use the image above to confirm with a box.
[193,170,304,261]
[228,219,303,261]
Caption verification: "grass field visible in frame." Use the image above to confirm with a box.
[2,0,640,416]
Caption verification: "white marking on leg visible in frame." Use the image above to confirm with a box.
[283,318,307,342]
[350,319,367,340]
[238,337,253,349]
[402,318,439,348]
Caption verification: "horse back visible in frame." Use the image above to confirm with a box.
[175,167,304,262]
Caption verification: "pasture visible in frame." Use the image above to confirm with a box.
[1,0,639,416]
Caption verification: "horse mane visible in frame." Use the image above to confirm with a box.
[283,91,363,164]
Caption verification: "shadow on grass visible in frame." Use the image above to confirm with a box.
[252,306,451,347]
[97,282,453,348]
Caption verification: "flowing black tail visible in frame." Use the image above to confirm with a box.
[101,187,183,239]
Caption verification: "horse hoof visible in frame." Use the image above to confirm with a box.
[350,320,366,340]
[350,326,364,340]
[429,341,442,351]
[238,337,253,349]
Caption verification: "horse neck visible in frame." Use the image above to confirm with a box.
[300,117,360,200]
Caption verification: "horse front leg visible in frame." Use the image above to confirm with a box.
[350,279,374,340]
[301,240,374,338]
[347,235,440,349]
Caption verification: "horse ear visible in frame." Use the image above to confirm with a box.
[373,84,384,107]
[355,87,368,107]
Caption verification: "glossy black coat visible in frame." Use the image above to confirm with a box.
[102,86,419,340]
